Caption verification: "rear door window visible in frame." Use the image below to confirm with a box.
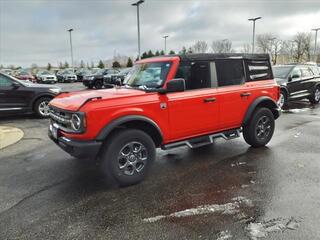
[215,60,245,87]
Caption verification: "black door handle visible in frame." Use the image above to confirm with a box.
[240,92,251,97]
[203,97,216,103]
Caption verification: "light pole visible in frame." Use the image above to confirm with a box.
[132,0,144,60]
[248,17,262,53]
[67,28,74,70]
[163,35,169,54]
[312,27,320,61]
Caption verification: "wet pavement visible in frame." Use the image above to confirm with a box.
[0,100,320,240]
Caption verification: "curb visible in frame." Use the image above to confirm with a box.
[0,126,24,150]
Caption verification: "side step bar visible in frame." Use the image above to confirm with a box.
[162,128,241,150]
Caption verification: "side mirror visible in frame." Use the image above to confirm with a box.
[12,82,20,89]
[166,78,186,93]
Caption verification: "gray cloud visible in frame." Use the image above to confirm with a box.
[0,0,319,67]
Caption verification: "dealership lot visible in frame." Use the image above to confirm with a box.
[0,86,320,239]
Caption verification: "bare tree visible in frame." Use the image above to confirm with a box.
[241,43,251,53]
[270,39,282,65]
[292,32,311,62]
[256,33,274,53]
[211,39,233,53]
[191,40,208,53]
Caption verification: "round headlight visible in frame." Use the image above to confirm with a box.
[71,114,81,131]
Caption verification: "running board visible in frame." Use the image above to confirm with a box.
[162,128,241,150]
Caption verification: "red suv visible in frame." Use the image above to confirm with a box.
[48,54,281,186]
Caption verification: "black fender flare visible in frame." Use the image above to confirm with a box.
[242,96,280,126]
[96,115,163,143]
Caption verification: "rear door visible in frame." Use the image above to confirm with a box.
[216,59,250,129]
[287,67,305,98]
[167,61,220,140]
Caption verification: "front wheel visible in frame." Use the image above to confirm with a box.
[243,107,275,148]
[309,87,320,104]
[100,129,156,186]
[34,97,52,118]
[278,90,287,109]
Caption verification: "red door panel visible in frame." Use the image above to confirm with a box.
[166,88,219,141]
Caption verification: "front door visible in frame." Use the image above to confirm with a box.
[167,61,220,141]
[0,74,29,114]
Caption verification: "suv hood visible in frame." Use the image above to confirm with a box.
[50,87,146,111]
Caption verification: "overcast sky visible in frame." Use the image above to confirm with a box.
[0,0,319,67]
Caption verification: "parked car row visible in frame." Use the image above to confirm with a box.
[82,67,132,89]
[0,67,131,85]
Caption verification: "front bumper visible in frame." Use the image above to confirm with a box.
[48,126,102,159]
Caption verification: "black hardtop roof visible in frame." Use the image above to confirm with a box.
[164,53,270,61]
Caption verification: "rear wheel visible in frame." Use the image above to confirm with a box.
[100,129,156,186]
[94,80,103,89]
[309,86,320,104]
[243,107,275,148]
[34,97,52,118]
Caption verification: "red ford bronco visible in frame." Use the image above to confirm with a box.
[48,54,281,186]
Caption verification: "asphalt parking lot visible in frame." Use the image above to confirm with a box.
[0,83,320,239]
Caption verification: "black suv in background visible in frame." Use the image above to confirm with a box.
[82,69,119,89]
[0,73,60,118]
[273,64,320,108]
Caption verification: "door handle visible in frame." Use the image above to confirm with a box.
[240,92,251,97]
[203,97,216,103]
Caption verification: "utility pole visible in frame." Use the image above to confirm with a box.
[163,35,169,54]
[312,28,320,61]
[67,28,74,71]
[132,0,144,60]
[248,17,262,53]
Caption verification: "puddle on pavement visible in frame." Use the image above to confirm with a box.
[246,217,301,240]
[143,196,254,223]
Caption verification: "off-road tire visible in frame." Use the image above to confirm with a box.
[100,129,156,186]
[243,107,275,148]
[34,97,52,118]
[309,86,320,104]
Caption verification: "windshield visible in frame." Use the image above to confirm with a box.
[125,62,171,88]
[63,70,73,74]
[40,71,51,75]
[273,66,293,79]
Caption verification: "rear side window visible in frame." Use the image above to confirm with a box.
[215,60,245,87]
[301,67,313,77]
[245,60,272,81]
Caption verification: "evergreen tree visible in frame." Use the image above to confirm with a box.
[180,46,187,54]
[64,61,69,68]
[160,50,165,55]
[126,57,133,67]
[97,60,105,69]
[47,63,52,71]
[155,50,160,56]
[147,50,154,58]
[112,61,121,68]
[141,52,148,59]
[169,50,176,55]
